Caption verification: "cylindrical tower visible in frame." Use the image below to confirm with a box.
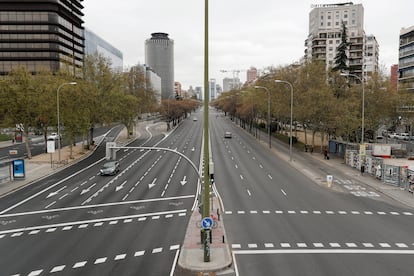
[145,33,174,99]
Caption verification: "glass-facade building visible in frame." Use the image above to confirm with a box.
[84,28,123,71]
[0,0,84,76]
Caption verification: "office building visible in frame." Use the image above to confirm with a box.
[246,66,258,84]
[304,3,378,79]
[223,77,241,92]
[209,79,216,101]
[399,26,414,92]
[145,33,174,99]
[195,86,202,100]
[0,0,84,76]
[84,28,123,71]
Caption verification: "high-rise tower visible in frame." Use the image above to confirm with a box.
[0,0,84,76]
[145,33,174,99]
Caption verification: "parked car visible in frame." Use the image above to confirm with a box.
[224,131,232,138]
[398,133,410,140]
[47,132,59,140]
[100,161,120,176]
[388,132,398,139]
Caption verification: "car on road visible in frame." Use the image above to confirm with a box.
[224,131,232,138]
[47,132,59,140]
[388,132,398,139]
[100,160,120,176]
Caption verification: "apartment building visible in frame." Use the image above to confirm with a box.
[304,2,378,79]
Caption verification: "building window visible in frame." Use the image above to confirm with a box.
[327,22,331,27]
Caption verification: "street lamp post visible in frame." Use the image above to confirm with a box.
[57,82,77,163]
[254,86,271,148]
[340,73,365,144]
[275,80,293,161]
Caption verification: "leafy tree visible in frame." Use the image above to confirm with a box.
[332,21,350,72]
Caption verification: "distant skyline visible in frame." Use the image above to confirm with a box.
[83,1,413,90]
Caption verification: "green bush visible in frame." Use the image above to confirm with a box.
[0,134,12,142]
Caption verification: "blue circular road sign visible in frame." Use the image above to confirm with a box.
[201,217,214,229]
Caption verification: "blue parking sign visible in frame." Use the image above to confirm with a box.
[12,159,25,179]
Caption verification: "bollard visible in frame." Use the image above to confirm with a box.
[217,208,220,221]
[222,235,225,243]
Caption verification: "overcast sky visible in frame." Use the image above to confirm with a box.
[83,0,413,90]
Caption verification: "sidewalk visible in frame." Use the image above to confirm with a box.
[0,122,147,197]
[250,123,414,209]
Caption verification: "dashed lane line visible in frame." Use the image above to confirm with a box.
[0,209,187,235]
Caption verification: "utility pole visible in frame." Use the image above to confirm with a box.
[203,0,211,263]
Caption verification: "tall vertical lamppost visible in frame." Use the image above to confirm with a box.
[340,73,365,145]
[254,86,271,148]
[57,82,77,163]
[203,0,211,262]
[275,80,293,161]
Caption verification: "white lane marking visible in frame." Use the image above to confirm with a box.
[232,244,242,249]
[62,226,72,231]
[250,210,257,214]
[50,265,65,273]
[134,250,145,257]
[170,245,180,250]
[114,254,126,260]
[0,195,194,218]
[247,189,252,197]
[281,243,291,248]
[170,249,180,276]
[233,249,414,255]
[281,189,287,196]
[265,243,274,248]
[0,157,107,214]
[240,175,244,180]
[94,257,107,264]
[248,244,258,248]
[152,247,163,253]
[363,243,374,248]
[58,193,68,200]
[0,209,187,235]
[268,174,273,180]
[45,201,56,209]
[237,211,245,214]
[73,261,87,268]
[297,243,308,248]
[28,270,43,276]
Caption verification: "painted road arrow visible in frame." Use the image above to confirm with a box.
[180,176,187,186]
[116,180,127,192]
[148,178,157,189]
[46,186,66,199]
[81,183,96,195]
